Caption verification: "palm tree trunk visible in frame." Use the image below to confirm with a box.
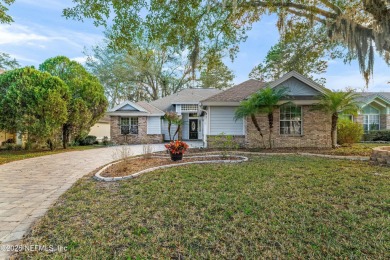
[268,112,273,149]
[331,113,338,148]
[251,114,266,149]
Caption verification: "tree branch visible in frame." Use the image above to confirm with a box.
[245,1,337,19]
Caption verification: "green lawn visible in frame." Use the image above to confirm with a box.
[0,145,103,165]
[19,155,390,259]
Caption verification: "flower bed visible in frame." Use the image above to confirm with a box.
[95,155,248,182]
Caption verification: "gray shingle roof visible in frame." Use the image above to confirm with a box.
[136,101,165,115]
[202,79,267,103]
[150,88,222,111]
[354,92,390,105]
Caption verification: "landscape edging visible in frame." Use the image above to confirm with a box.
[94,155,249,182]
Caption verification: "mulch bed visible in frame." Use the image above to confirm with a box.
[101,155,242,178]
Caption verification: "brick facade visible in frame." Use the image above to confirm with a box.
[110,116,163,145]
[246,106,332,148]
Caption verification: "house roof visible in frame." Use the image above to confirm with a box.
[107,100,164,117]
[201,79,267,103]
[354,92,390,107]
[149,88,222,111]
[96,115,110,123]
[202,71,331,105]
[267,71,329,94]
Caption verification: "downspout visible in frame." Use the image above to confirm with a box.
[199,106,208,148]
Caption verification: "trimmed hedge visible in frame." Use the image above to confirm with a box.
[363,130,390,142]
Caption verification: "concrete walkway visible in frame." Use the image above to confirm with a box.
[0,143,174,259]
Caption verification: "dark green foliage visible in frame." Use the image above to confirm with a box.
[39,56,108,148]
[0,67,69,149]
[76,135,97,146]
[364,130,390,142]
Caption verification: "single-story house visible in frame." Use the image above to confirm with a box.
[88,115,111,141]
[104,71,390,148]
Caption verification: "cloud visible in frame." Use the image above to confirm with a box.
[0,24,49,45]
[325,72,390,92]
[71,56,88,64]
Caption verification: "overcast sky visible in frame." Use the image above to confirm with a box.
[1,0,389,91]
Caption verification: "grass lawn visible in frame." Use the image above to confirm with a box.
[0,145,103,165]
[19,155,390,259]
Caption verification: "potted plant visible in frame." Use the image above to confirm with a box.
[165,140,189,161]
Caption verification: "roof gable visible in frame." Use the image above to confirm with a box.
[268,71,328,95]
[109,101,147,113]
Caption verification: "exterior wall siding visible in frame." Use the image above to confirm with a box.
[274,77,320,96]
[246,106,332,148]
[182,113,189,140]
[209,107,244,135]
[110,116,163,144]
[161,119,178,141]
[88,122,111,141]
[147,116,162,134]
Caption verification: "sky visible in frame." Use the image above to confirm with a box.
[1,0,389,92]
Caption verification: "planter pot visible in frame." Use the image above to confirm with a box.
[170,152,183,161]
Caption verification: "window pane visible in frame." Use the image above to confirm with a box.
[131,117,138,126]
[121,118,129,125]
[280,105,302,135]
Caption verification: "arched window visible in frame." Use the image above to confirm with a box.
[362,106,380,132]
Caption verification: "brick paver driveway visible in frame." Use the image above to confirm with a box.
[0,144,170,258]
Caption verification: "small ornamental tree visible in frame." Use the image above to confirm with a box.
[0,67,69,149]
[163,112,182,141]
[39,56,108,148]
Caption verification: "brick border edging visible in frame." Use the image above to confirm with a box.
[94,155,249,182]
[181,151,369,161]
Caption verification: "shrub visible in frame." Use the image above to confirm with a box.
[337,118,364,145]
[77,135,97,146]
[363,130,390,142]
[102,136,110,146]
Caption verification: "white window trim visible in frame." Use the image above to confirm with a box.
[279,106,303,136]
[363,114,380,132]
[120,117,139,135]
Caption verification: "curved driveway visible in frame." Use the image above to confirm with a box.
[0,144,170,255]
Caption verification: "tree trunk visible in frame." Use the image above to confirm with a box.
[167,122,172,141]
[251,114,266,149]
[48,139,54,151]
[331,113,338,148]
[268,112,274,149]
[62,124,70,149]
[173,124,181,140]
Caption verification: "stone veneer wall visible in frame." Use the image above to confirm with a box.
[207,135,246,149]
[246,106,332,148]
[110,116,163,144]
[371,146,390,165]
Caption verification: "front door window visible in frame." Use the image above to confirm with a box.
[189,119,198,139]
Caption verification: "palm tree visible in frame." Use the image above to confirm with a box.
[235,86,288,149]
[235,99,266,148]
[314,89,360,148]
[256,87,288,148]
